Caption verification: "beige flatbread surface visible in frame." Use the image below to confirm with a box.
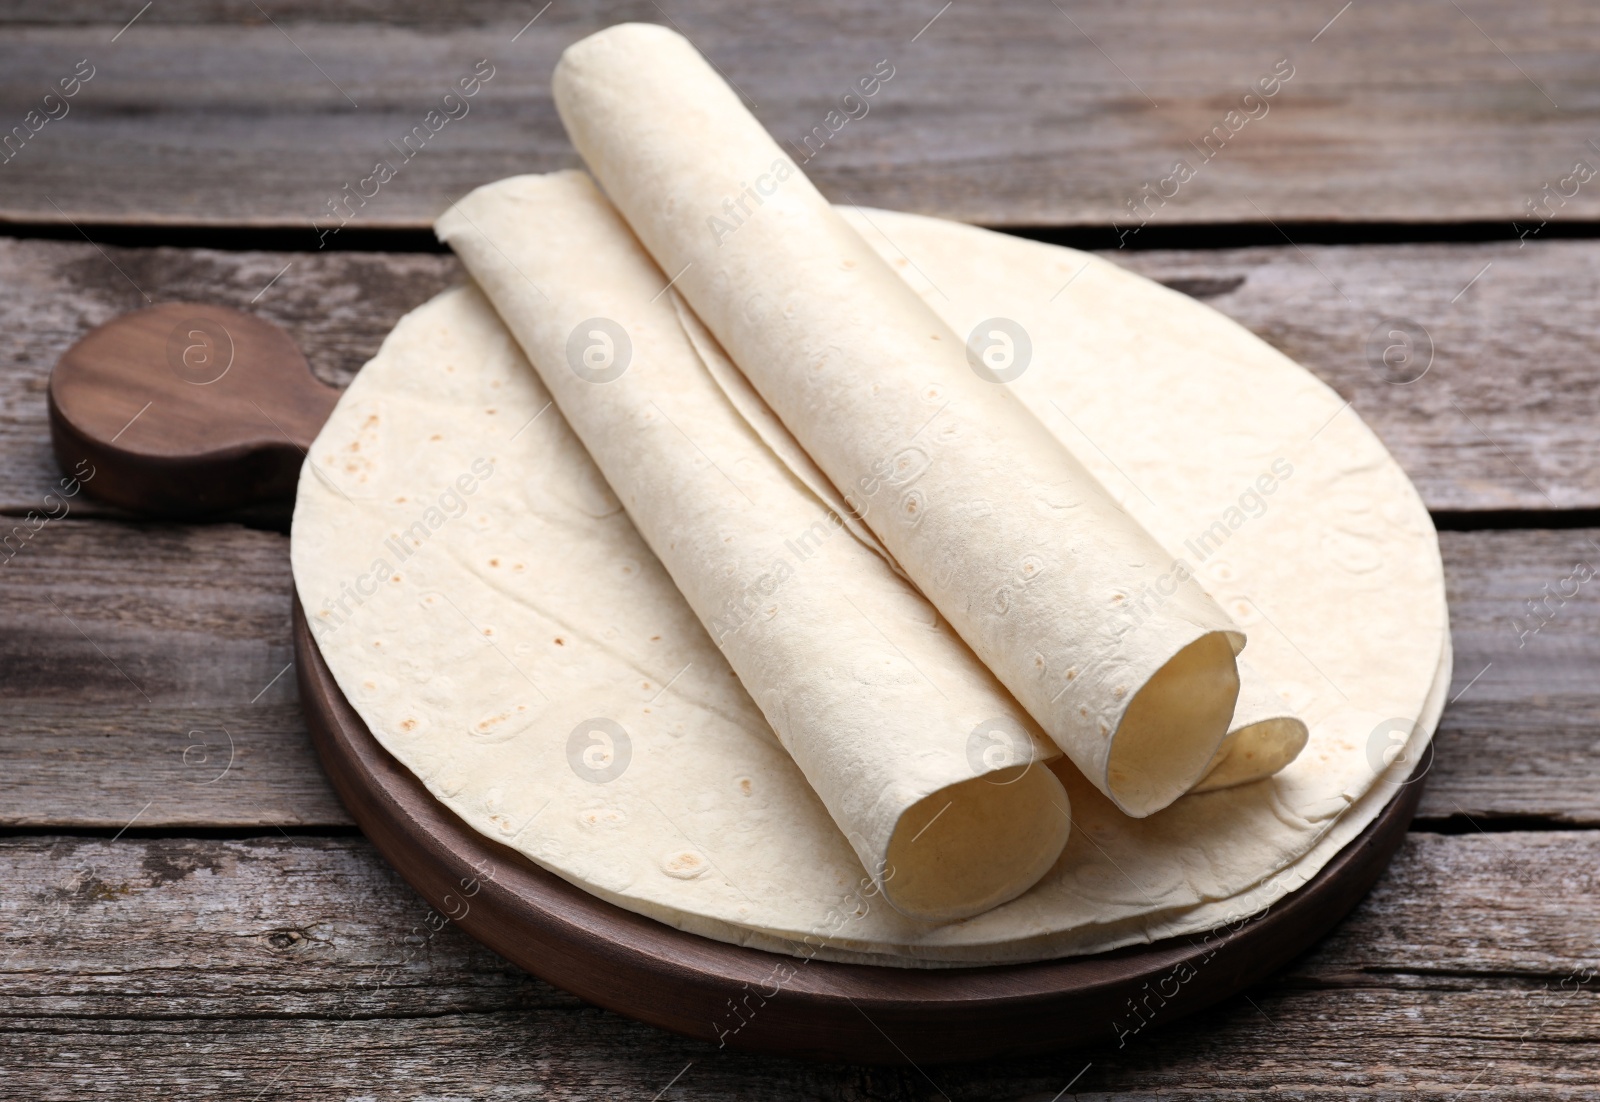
[290,211,1448,965]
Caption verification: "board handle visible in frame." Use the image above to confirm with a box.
[48,303,340,517]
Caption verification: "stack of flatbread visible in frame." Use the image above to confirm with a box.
[291,24,1448,964]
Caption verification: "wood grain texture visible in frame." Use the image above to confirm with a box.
[3,520,1599,829]
[3,237,1598,514]
[1,831,1596,1097]
[0,520,350,828]
[1111,241,1600,511]
[1427,527,1600,825]
[49,302,341,515]
[0,1,1595,229]
[1,3,1593,1086]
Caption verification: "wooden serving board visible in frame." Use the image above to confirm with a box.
[50,302,1430,1064]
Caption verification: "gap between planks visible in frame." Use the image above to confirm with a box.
[3,235,1599,514]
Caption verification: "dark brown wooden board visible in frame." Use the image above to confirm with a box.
[48,302,339,516]
[295,594,1428,1064]
[0,1,1595,229]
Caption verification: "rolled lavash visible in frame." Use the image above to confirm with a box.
[1191,657,1307,792]
[438,170,1070,922]
[553,24,1246,816]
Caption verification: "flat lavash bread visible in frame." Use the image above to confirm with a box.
[292,215,1447,966]
[436,170,1069,922]
[552,22,1248,818]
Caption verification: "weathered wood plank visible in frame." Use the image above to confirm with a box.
[0,704,347,828]
[6,1009,1596,1101]
[1,832,1596,1097]
[0,1,1595,229]
[3,518,1600,828]
[3,236,1598,514]
[0,521,351,827]
[1112,241,1600,512]
[1425,528,1600,825]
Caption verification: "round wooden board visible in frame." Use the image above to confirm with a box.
[294,597,1428,1066]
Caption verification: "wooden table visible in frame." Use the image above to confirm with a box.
[4,2,1599,1097]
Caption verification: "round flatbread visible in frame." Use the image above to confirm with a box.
[291,211,1447,965]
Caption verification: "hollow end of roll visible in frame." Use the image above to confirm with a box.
[1104,631,1242,818]
[879,761,1071,923]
